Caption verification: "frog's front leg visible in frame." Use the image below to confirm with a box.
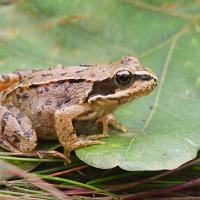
[102,114,128,133]
[54,104,104,156]
[0,104,69,161]
[87,114,128,140]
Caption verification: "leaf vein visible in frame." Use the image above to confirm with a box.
[141,21,194,133]
[124,0,197,20]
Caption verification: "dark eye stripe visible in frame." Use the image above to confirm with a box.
[134,74,154,81]
[87,78,115,100]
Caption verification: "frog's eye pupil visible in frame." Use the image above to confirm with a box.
[115,70,133,86]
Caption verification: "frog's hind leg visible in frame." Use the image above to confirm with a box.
[0,104,37,153]
[0,70,31,91]
[0,104,69,161]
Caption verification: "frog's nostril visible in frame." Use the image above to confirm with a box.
[153,81,158,88]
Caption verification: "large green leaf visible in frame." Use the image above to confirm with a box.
[0,0,200,171]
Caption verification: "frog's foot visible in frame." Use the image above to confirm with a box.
[72,137,105,150]
[36,150,71,163]
[0,139,70,162]
[96,114,128,134]
[64,135,105,156]
[0,138,20,153]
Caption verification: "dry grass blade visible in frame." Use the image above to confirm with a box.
[0,160,71,200]
[0,195,19,200]
[122,177,200,199]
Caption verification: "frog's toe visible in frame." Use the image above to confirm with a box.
[86,134,109,140]
[69,138,105,152]
[36,150,71,163]
[83,139,105,145]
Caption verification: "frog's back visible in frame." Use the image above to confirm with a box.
[18,64,116,86]
[1,63,119,100]
[22,65,90,85]
[0,70,32,92]
[0,65,87,100]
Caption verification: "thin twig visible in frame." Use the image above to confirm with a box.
[49,165,88,177]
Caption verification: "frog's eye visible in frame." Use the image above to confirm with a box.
[114,70,134,86]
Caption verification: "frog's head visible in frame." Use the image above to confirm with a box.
[88,56,157,107]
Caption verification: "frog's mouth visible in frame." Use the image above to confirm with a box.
[88,77,157,105]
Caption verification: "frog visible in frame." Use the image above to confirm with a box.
[0,56,157,162]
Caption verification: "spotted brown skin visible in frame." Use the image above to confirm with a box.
[0,56,157,161]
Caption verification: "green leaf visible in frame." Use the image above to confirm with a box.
[0,0,200,171]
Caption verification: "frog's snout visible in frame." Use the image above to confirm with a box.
[150,74,158,89]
